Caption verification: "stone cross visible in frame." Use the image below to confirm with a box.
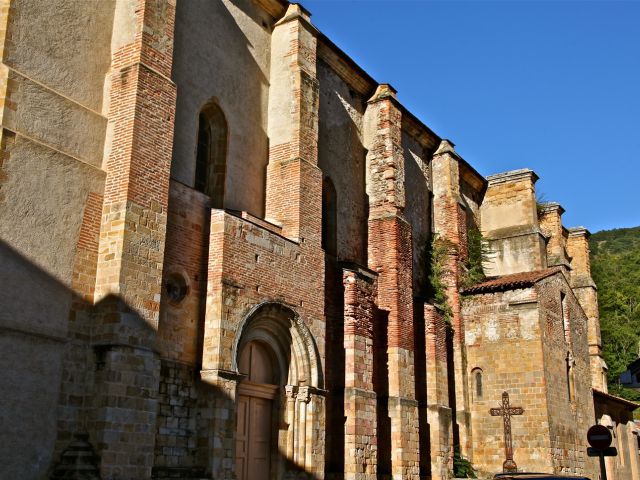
[490,391,524,473]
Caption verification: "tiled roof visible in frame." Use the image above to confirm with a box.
[462,267,563,294]
[593,389,640,410]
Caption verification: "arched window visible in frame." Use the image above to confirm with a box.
[195,102,227,208]
[322,177,337,257]
[472,368,483,401]
[561,293,570,344]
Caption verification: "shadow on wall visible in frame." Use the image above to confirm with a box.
[0,239,322,480]
[171,0,271,216]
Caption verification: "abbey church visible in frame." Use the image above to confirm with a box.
[1,1,638,479]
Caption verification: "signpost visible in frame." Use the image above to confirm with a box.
[586,424,617,480]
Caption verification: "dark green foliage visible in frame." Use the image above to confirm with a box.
[424,228,487,324]
[590,226,640,255]
[460,227,488,289]
[425,234,455,324]
[590,226,640,401]
[452,445,476,478]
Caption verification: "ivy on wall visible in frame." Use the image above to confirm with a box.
[424,227,488,325]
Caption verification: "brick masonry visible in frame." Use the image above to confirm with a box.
[366,85,420,479]
[343,266,378,479]
[88,0,177,477]
[431,141,472,460]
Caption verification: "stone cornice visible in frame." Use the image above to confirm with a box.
[401,108,440,151]
[317,37,376,97]
[568,226,591,238]
[539,201,565,216]
[486,168,539,186]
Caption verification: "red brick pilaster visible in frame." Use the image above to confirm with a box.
[91,1,177,478]
[431,139,471,457]
[343,266,378,479]
[365,84,419,478]
[95,0,176,340]
[265,4,321,245]
[424,304,453,480]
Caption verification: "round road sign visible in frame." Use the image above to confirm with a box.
[587,424,612,450]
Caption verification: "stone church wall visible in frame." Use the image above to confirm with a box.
[0,1,627,478]
[464,286,552,474]
[0,0,113,476]
[153,360,201,478]
[317,58,368,265]
[402,130,432,296]
[463,273,599,478]
[158,180,211,365]
[171,0,273,217]
[536,274,595,476]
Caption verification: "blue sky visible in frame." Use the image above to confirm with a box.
[300,0,640,233]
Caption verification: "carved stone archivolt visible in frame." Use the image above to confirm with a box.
[231,302,325,477]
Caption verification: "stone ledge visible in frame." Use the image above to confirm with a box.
[486,168,539,186]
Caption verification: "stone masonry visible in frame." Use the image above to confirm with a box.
[0,1,636,480]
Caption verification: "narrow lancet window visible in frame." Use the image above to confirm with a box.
[195,102,228,208]
[322,177,338,256]
[472,368,483,401]
[561,293,570,344]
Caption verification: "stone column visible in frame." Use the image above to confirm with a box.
[263,9,326,475]
[343,266,378,480]
[306,388,327,479]
[365,84,419,478]
[431,140,471,457]
[90,1,177,478]
[424,304,452,480]
[265,3,322,246]
[567,227,606,391]
[285,385,298,463]
[281,385,325,479]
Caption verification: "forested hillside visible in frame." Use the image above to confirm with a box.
[590,226,640,401]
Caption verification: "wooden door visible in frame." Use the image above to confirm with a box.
[235,341,278,480]
[235,395,250,480]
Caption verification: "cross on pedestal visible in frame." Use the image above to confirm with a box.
[490,391,524,473]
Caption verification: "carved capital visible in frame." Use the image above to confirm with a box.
[285,384,298,400]
[297,386,311,403]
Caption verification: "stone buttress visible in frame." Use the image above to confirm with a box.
[343,265,379,480]
[90,1,177,478]
[431,140,472,460]
[365,84,420,479]
[567,227,606,391]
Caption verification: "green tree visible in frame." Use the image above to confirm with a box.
[590,227,640,401]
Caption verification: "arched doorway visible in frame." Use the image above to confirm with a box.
[235,341,279,480]
[231,303,324,479]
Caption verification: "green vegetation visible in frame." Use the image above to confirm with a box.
[590,226,640,401]
[535,193,548,218]
[425,234,455,324]
[460,227,488,289]
[425,227,487,325]
[452,445,476,478]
